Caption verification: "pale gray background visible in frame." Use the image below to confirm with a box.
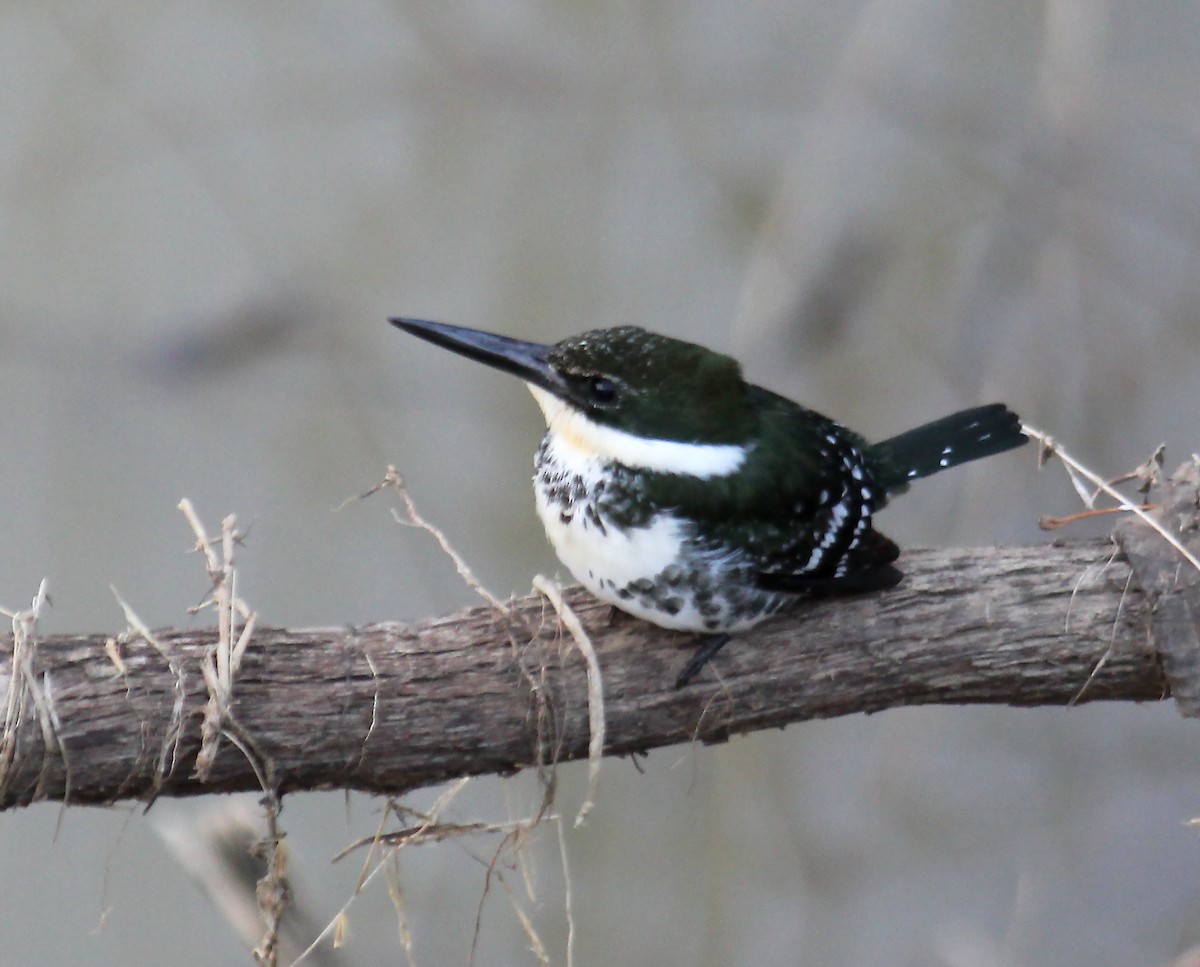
[2,2,1199,965]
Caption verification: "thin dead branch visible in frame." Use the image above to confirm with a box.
[0,538,1173,811]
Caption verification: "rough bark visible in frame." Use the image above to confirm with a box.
[0,538,1172,811]
[1115,461,1200,717]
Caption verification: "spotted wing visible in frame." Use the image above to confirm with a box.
[756,529,902,593]
[740,393,902,591]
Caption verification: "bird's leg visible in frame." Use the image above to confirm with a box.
[674,634,732,688]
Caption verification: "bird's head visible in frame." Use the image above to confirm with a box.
[392,318,756,475]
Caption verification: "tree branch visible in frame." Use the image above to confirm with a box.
[0,538,1172,811]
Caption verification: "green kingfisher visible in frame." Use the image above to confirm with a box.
[391,317,1027,685]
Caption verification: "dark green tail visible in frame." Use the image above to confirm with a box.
[868,403,1026,494]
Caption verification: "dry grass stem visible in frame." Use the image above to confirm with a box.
[384,858,417,967]
[1040,505,1154,529]
[326,774,556,967]
[532,574,605,826]
[353,649,382,774]
[353,466,510,614]
[288,843,401,967]
[179,500,261,778]
[1028,427,1200,710]
[555,815,577,967]
[253,795,289,967]
[110,587,187,788]
[0,580,68,808]
[339,467,574,962]
[178,499,285,967]
[1025,425,1200,574]
[302,778,549,967]
[338,818,538,857]
[1067,568,1137,707]
[152,803,284,957]
[498,867,552,967]
[472,827,552,967]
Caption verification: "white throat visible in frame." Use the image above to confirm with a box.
[526,384,748,479]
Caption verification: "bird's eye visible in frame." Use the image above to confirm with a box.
[589,377,618,404]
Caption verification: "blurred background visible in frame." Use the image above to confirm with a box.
[2,2,1199,965]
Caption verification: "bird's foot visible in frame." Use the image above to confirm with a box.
[674,634,731,688]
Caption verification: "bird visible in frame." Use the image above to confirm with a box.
[391,317,1027,686]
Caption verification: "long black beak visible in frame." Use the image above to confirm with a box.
[390,317,567,396]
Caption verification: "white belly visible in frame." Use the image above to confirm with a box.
[535,482,679,601]
[532,433,781,633]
